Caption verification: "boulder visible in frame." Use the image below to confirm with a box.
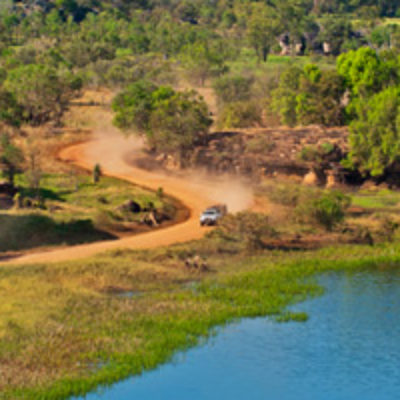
[303,170,319,186]
[326,170,341,188]
[118,200,142,213]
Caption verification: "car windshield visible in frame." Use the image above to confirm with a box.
[203,210,218,215]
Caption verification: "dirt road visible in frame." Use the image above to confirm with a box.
[2,130,251,265]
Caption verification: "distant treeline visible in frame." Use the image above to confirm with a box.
[0,0,399,62]
[0,0,400,179]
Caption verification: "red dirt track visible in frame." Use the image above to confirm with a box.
[1,136,216,265]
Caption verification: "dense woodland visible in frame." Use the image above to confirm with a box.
[1,0,400,179]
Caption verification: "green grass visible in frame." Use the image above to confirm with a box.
[227,48,336,77]
[351,189,400,210]
[1,237,400,399]
[383,18,400,25]
[0,173,174,252]
[14,173,165,218]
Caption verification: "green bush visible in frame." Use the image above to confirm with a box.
[264,184,303,207]
[298,145,320,162]
[217,101,262,129]
[213,75,254,105]
[296,190,351,231]
[214,211,277,250]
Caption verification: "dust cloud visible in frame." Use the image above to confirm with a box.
[84,110,145,174]
[208,179,253,213]
[183,171,254,213]
[84,110,253,213]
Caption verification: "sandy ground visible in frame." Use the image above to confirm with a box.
[1,126,253,265]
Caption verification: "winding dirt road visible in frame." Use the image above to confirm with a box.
[1,131,240,265]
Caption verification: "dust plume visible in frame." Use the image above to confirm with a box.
[207,178,253,213]
[183,170,254,213]
[84,109,253,213]
[84,110,145,174]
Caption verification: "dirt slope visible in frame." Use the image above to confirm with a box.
[1,129,251,265]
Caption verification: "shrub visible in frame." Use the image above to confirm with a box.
[263,183,312,208]
[156,187,164,199]
[296,190,351,231]
[214,211,277,250]
[213,75,254,105]
[93,164,102,183]
[375,216,399,242]
[217,101,262,129]
[245,136,275,154]
[298,142,335,163]
[298,145,320,162]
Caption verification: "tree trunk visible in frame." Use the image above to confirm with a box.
[262,46,269,62]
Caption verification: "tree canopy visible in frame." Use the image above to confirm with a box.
[112,81,212,164]
[347,87,400,176]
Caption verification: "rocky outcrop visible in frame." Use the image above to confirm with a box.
[134,126,352,185]
[188,126,349,182]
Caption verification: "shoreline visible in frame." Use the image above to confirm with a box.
[3,242,400,399]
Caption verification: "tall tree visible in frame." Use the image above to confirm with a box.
[346,87,400,176]
[0,134,23,187]
[247,4,281,62]
[113,82,212,165]
[4,64,81,125]
[181,40,228,86]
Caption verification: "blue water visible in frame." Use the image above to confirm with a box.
[76,270,400,400]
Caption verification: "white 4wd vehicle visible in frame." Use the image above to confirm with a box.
[200,204,227,226]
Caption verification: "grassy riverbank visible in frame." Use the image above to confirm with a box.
[1,237,400,399]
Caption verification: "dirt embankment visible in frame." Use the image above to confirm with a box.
[1,123,253,265]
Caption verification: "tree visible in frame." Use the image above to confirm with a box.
[296,68,346,126]
[113,82,212,165]
[93,163,102,183]
[274,0,315,52]
[213,75,254,106]
[297,190,350,231]
[271,66,303,126]
[112,80,174,135]
[216,211,276,250]
[149,90,212,165]
[247,4,281,62]
[346,86,400,177]
[0,134,23,187]
[319,17,352,55]
[217,101,262,129]
[5,65,81,125]
[0,89,23,127]
[271,64,346,127]
[337,47,394,99]
[181,40,228,86]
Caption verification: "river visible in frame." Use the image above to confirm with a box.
[75,270,400,400]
